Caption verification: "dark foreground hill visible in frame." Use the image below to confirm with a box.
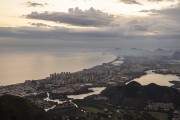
[0,83,178,120]
[101,81,180,108]
[0,95,47,120]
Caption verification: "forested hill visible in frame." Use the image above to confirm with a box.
[0,95,47,120]
[101,81,180,108]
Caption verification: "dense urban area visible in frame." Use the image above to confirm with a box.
[0,48,180,120]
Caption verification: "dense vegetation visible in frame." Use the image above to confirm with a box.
[101,81,180,108]
[1,81,179,120]
[0,95,47,120]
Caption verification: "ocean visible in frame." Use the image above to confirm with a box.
[0,52,115,86]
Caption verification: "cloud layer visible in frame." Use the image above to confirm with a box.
[26,7,115,27]
[120,0,141,4]
[119,0,175,5]
[0,1,180,51]
[140,4,180,22]
[25,1,48,7]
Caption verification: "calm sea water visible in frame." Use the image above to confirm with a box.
[0,52,115,86]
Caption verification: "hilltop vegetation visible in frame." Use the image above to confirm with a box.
[1,82,180,120]
[101,81,180,108]
[0,95,47,120]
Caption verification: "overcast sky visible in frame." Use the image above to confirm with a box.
[0,0,180,52]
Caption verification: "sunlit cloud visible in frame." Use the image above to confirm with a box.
[25,1,48,7]
[0,0,179,50]
[26,7,115,27]
[119,0,141,5]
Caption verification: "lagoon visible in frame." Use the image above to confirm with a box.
[130,70,180,86]
[44,87,106,111]
[67,87,106,99]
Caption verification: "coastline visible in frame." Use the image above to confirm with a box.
[1,55,180,99]
[128,70,180,87]
[0,55,124,101]
[0,53,116,86]
[0,55,180,113]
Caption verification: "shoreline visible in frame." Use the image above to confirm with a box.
[0,54,117,87]
[2,55,179,99]
[128,69,180,87]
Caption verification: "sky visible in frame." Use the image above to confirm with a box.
[0,0,180,52]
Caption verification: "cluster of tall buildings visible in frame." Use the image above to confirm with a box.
[46,71,96,85]
[45,64,115,85]
[44,58,152,86]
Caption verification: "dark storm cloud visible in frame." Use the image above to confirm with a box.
[25,2,48,7]
[26,7,115,27]
[120,0,141,4]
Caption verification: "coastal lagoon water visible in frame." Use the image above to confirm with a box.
[44,87,106,111]
[112,60,124,66]
[0,52,115,86]
[130,70,180,86]
[67,87,106,99]
[44,92,65,111]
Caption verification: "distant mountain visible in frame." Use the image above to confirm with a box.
[0,95,47,120]
[172,51,180,60]
[101,81,180,108]
[104,48,177,57]
[154,48,165,52]
[152,48,174,56]
[104,48,150,56]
